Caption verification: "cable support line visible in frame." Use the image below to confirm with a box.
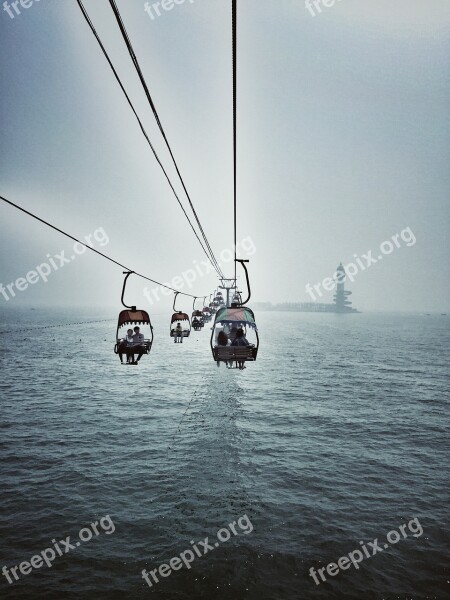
[76,0,223,279]
[0,319,116,336]
[0,194,213,300]
[232,0,237,283]
[107,0,224,278]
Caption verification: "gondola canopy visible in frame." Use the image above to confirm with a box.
[118,309,152,327]
[171,312,190,324]
[214,306,257,327]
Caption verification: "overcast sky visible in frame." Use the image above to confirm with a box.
[1,0,449,312]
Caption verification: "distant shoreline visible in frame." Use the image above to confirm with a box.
[252,302,360,314]
[1,305,448,316]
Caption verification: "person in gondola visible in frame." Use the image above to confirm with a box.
[232,328,249,346]
[231,328,250,370]
[215,329,230,368]
[118,328,134,364]
[229,325,238,343]
[131,326,146,364]
[175,322,183,343]
[217,330,229,346]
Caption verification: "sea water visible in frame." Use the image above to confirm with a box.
[0,308,448,599]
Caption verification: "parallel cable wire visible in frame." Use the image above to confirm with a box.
[0,195,210,300]
[232,0,237,284]
[107,0,224,279]
[76,0,222,279]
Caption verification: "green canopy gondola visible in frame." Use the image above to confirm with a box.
[210,306,259,366]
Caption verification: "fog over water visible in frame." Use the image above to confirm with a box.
[1,0,449,312]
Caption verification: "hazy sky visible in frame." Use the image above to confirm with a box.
[1,0,449,312]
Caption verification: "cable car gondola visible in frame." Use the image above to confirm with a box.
[212,292,224,305]
[191,298,204,331]
[210,260,259,369]
[232,290,242,305]
[114,271,154,365]
[170,292,191,343]
[214,291,225,306]
[192,311,204,330]
[201,296,211,322]
[202,306,212,323]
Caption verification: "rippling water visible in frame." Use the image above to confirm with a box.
[0,308,448,599]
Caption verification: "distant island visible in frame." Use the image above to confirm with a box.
[253,263,360,313]
[252,302,359,314]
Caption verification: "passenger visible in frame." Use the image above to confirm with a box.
[229,325,238,342]
[118,328,134,364]
[231,328,249,347]
[231,328,250,370]
[175,322,183,343]
[217,330,229,346]
[214,325,224,345]
[131,326,146,364]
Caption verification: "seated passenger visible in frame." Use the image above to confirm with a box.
[217,330,229,346]
[231,328,250,370]
[131,326,146,364]
[229,326,238,342]
[175,322,183,343]
[118,328,134,364]
[231,328,249,346]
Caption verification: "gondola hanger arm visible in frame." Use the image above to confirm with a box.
[173,291,180,313]
[121,271,136,310]
[235,259,251,306]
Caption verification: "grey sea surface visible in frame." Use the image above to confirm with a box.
[0,308,449,599]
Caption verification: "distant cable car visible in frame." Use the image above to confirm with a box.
[114,271,154,365]
[213,292,225,305]
[191,298,204,331]
[210,260,259,369]
[192,310,204,330]
[170,292,191,342]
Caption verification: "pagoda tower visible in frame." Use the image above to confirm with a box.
[333,263,354,313]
